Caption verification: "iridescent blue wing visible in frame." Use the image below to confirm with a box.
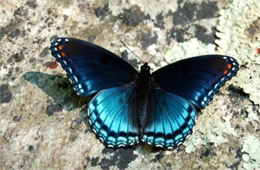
[88,84,139,148]
[142,88,196,149]
[152,55,239,109]
[50,38,137,96]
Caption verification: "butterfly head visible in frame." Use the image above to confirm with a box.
[137,62,151,85]
[140,62,150,74]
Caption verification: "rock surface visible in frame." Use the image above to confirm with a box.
[0,0,259,169]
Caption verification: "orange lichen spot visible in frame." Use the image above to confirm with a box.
[257,48,260,54]
[58,45,63,50]
[223,70,228,75]
[228,64,232,70]
[48,61,58,69]
[61,52,66,57]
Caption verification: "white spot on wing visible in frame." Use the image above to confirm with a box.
[87,108,90,116]
[80,89,84,93]
[118,144,125,147]
[56,54,61,58]
[208,90,213,96]
[63,60,67,65]
[99,138,104,142]
[73,76,78,82]
[156,144,163,148]
[147,142,152,145]
[78,84,82,89]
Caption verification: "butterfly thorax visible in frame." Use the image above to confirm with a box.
[135,63,152,128]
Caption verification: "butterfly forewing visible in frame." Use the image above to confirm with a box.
[50,38,138,96]
[152,55,239,109]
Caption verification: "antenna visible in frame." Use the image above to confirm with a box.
[148,52,157,63]
[148,43,168,63]
[120,40,145,64]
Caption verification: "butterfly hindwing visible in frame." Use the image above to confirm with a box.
[88,84,139,148]
[50,38,137,96]
[152,55,239,109]
[142,87,196,149]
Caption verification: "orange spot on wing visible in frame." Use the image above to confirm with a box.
[58,45,63,50]
[223,70,228,75]
[227,64,232,69]
[61,52,66,57]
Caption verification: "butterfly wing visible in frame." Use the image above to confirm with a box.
[88,84,139,148]
[50,38,138,96]
[152,55,239,109]
[142,87,196,149]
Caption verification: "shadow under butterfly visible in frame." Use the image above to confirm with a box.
[23,71,90,111]
[50,37,239,149]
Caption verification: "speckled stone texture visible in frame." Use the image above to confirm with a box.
[0,0,259,169]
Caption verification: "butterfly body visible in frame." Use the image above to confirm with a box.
[134,63,152,129]
[50,38,239,149]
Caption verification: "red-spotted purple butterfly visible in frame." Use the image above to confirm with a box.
[50,38,239,149]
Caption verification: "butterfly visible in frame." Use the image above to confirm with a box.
[50,37,239,149]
